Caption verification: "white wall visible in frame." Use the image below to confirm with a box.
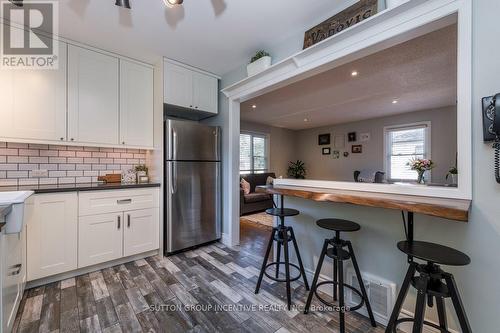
[296,107,457,183]
[217,0,500,331]
[240,121,297,178]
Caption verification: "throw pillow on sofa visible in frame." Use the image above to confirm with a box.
[241,178,251,195]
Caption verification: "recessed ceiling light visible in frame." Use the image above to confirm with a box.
[164,0,183,6]
[304,118,309,122]
[351,71,358,77]
[252,105,257,109]
[392,99,398,104]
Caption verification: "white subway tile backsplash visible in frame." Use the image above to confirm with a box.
[19,178,39,186]
[29,157,49,164]
[49,157,67,164]
[29,144,49,150]
[76,151,92,158]
[59,164,76,171]
[0,148,18,155]
[40,150,59,157]
[58,177,76,184]
[0,164,18,171]
[8,143,29,149]
[49,171,66,178]
[7,156,28,163]
[7,171,28,178]
[39,178,58,185]
[59,150,76,157]
[0,142,148,186]
[0,179,18,186]
[19,149,39,156]
[18,164,39,171]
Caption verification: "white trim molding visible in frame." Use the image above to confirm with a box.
[223,0,472,245]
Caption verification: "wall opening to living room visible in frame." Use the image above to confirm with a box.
[238,18,460,245]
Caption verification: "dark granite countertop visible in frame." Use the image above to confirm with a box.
[0,182,161,194]
[0,204,13,232]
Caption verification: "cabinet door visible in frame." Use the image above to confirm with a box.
[1,232,23,333]
[78,213,123,268]
[164,61,193,109]
[0,41,67,142]
[68,45,119,145]
[120,60,154,147]
[192,71,218,114]
[27,193,78,281]
[123,208,159,257]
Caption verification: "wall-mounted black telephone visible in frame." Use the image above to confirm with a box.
[482,93,500,183]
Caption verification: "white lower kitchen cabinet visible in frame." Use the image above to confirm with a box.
[78,213,124,268]
[123,208,160,257]
[26,193,78,281]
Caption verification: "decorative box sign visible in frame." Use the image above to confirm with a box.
[303,0,379,49]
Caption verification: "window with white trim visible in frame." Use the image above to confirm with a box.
[384,122,431,181]
[240,132,269,174]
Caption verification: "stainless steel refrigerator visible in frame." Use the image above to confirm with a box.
[164,119,221,254]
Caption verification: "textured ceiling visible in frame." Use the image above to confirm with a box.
[4,0,352,75]
[241,24,458,130]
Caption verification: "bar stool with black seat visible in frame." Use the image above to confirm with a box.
[385,241,472,333]
[304,219,377,333]
[255,207,310,310]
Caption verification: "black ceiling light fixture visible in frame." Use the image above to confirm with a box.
[8,0,23,7]
[115,0,131,9]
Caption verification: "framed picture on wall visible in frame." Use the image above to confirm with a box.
[322,147,331,155]
[332,150,340,159]
[352,145,362,153]
[334,134,345,148]
[348,132,357,142]
[318,133,331,145]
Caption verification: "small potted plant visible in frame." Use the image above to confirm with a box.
[407,158,435,184]
[287,160,306,179]
[446,166,458,185]
[247,50,272,77]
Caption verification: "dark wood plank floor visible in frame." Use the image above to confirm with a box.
[14,222,386,333]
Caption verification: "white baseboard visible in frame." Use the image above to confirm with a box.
[26,250,159,288]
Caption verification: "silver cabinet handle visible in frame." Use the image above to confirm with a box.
[117,199,132,204]
[127,214,131,228]
[8,264,22,276]
[117,215,121,229]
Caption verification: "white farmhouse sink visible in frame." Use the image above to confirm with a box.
[0,191,34,234]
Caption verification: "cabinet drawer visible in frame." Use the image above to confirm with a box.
[79,188,159,216]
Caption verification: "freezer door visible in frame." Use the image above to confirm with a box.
[166,161,221,253]
[166,119,220,161]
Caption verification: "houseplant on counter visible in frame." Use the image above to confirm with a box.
[407,158,435,184]
[287,160,306,179]
[247,50,272,77]
[446,153,458,185]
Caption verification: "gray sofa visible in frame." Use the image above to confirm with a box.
[240,172,275,216]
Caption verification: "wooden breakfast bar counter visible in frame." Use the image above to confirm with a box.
[256,184,471,244]
[256,185,471,222]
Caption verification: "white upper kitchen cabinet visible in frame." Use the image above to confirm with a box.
[192,71,218,114]
[164,61,193,109]
[0,42,67,142]
[68,45,120,145]
[27,193,78,281]
[164,59,219,114]
[120,60,154,148]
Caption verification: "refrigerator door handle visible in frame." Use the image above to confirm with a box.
[172,127,178,161]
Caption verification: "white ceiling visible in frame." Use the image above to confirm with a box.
[241,24,458,130]
[20,0,353,75]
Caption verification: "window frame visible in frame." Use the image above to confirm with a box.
[239,131,270,174]
[383,121,432,182]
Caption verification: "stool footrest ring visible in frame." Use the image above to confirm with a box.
[314,281,364,311]
[393,318,452,333]
[263,262,302,283]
